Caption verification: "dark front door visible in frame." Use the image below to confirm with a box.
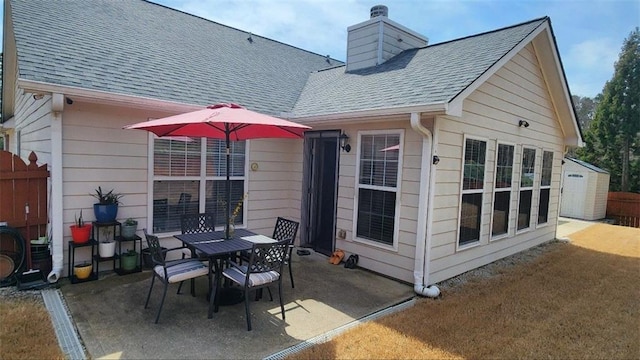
[301,131,339,256]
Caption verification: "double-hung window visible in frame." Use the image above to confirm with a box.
[517,147,536,231]
[355,132,401,246]
[459,137,487,246]
[492,143,514,238]
[537,150,553,225]
[152,137,246,233]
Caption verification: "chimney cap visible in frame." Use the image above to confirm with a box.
[370,5,388,18]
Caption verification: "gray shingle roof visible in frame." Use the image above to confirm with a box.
[9,0,340,116]
[290,18,547,118]
[566,157,609,173]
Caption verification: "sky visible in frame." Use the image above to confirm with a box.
[2,0,639,98]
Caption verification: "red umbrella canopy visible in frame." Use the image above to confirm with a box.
[125,103,310,140]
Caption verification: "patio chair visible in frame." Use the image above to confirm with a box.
[272,217,299,288]
[143,229,209,324]
[180,213,216,259]
[222,238,289,331]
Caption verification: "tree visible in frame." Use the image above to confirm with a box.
[578,28,640,193]
[572,94,598,131]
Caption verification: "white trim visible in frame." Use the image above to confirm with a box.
[456,134,489,251]
[18,79,201,113]
[288,103,449,125]
[352,129,404,251]
[536,149,554,228]
[490,141,516,242]
[516,145,537,234]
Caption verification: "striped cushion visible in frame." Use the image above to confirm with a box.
[223,266,280,287]
[154,260,208,283]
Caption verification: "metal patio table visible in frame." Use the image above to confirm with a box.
[175,229,258,318]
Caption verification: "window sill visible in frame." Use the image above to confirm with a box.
[456,240,481,252]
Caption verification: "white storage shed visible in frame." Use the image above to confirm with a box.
[560,158,610,220]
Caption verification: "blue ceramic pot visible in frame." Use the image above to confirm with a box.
[93,203,118,223]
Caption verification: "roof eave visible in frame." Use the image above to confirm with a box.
[18,79,202,113]
[288,102,450,125]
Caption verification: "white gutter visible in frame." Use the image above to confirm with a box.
[46,94,64,283]
[410,112,440,298]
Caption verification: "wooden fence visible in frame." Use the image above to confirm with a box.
[0,150,49,240]
[607,192,640,228]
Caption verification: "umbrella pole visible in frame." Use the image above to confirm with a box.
[225,126,231,239]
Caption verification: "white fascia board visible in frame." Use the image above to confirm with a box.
[18,79,202,113]
[288,102,448,126]
[534,27,583,147]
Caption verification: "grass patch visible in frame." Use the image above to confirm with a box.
[0,296,66,359]
[290,223,640,359]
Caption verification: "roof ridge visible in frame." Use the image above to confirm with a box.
[424,16,549,49]
[143,0,343,64]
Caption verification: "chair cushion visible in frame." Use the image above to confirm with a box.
[154,260,208,283]
[222,266,280,287]
[182,248,207,259]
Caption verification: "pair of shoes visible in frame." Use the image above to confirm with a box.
[329,249,345,265]
[344,254,358,269]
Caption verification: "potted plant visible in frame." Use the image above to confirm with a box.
[121,218,138,239]
[70,210,92,244]
[98,227,116,258]
[73,261,93,280]
[91,186,124,223]
[120,249,138,271]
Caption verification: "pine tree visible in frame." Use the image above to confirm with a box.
[578,28,640,192]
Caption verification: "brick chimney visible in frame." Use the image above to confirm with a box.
[346,5,428,72]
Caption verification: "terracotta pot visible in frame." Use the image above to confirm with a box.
[70,224,92,244]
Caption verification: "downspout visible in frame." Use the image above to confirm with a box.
[410,112,440,298]
[47,94,64,283]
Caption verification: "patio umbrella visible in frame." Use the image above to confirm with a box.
[125,103,310,239]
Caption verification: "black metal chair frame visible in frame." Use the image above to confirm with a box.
[143,229,210,324]
[272,217,299,288]
[180,213,217,260]
[222,238,289,331]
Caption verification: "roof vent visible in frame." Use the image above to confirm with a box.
[370,5,388,18]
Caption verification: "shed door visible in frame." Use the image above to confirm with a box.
[560,172,587,218]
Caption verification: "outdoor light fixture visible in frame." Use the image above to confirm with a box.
[339,132,351,152]
[32,94,44,100]
[432,155,440,165]
[66,97,74,105]
[518,119,530,128]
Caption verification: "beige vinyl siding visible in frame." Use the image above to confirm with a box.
[61,101,161,270]
[323,115,422,283]
[11,79,53,163]
[246,138,304,238]
[429,43,565,284]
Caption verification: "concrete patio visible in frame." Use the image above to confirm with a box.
[59,250,414,359]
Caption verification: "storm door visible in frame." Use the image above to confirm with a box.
[301,130,340,256]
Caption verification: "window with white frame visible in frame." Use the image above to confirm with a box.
[459,137,487,246]
[492,143,514,238]
[517,147,536,231]
[537,150,553,225]
[355,132,401,245]
[152,137,245,233]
